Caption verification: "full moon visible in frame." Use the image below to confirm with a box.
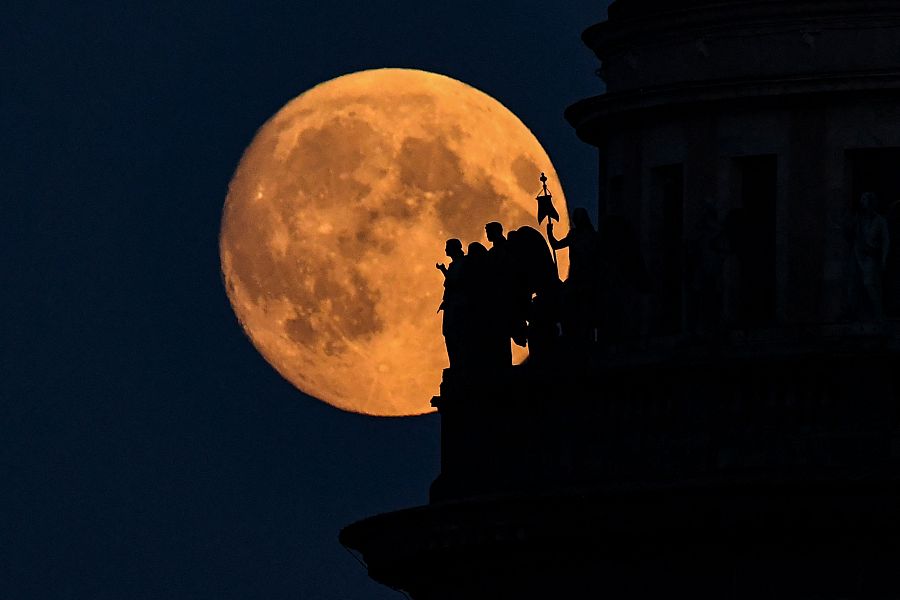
[220,69,569,416]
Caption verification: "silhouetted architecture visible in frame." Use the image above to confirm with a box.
[342,2,900,598]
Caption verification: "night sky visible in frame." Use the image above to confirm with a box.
[5,1,610,597]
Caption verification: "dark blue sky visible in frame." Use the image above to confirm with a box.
[4,1,610,598]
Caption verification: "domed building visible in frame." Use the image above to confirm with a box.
[341,2,900,598]
[568,0,900,330]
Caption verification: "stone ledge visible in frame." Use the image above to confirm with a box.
[566,71,900,143]
[341,477,900,598]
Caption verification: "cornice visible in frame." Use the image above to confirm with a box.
[587,0,900,58]
[566,69,900,142]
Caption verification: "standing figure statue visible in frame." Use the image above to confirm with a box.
[509,225,561,362]
[846,192,890,321]
[547,208,600,343]
[484,222,520,361]
[461,241,495,368]
[436,239,468,368]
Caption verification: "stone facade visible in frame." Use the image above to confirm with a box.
[341,3,900,598]
[568,0,900,329]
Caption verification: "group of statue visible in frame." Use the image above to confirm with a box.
[436,210,648,369]
[436,221,555,370]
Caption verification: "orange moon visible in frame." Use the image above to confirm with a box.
[220,69,568,416]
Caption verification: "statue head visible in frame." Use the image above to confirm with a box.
[445,238,464,259]
[467,241,488,258]
[861,192,878,213]
[485,222,504,244]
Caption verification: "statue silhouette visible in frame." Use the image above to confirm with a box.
[461,241,504,369]
[436,239,468,368]
[484,222,518,363]
[846,192,890,321]
[548,208,600,343]
[509,226,561,362]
